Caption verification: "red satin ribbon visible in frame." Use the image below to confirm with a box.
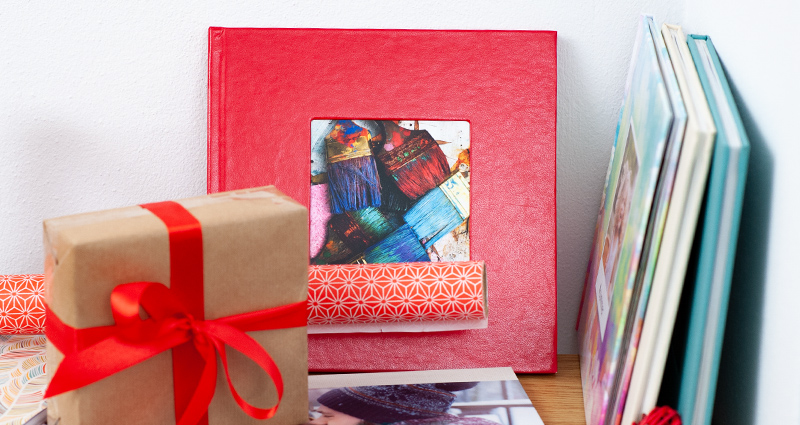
[45,201,307,425]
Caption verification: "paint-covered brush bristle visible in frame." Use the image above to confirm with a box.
[328,207,403,253]
[377,121,450,200]
[328,156,382,213]
[351,207,403,240]
[404,173,470,249]
[364,224,430,264]
[312,231,355,265]
[326,120,382,214]
[378,165,412,212]
[368,122,412,211]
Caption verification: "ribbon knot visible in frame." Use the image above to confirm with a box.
[186,318,208,346]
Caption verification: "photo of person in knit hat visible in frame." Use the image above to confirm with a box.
[307,378,543,425]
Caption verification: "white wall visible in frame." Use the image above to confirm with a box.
[0,0,684,355]
[682,1,800,423]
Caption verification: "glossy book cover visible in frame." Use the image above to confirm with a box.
[577,17,674,425]
[610,16,688,425]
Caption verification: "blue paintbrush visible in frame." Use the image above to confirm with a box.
[364,224,430,264]
[404,172,470,249]
[326,120,382,214]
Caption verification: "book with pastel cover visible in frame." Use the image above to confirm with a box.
[609,15,688,425]
[577,16,675,424]
[207,28,557,372]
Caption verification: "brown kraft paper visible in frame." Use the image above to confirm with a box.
[43,186,308,425]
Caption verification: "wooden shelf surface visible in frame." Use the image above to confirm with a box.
[518,354,585,425]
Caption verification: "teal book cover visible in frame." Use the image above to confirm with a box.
[677,35,751,425]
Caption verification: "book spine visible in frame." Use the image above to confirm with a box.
[208,27,226,193]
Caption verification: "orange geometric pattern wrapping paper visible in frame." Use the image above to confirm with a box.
[0,275,45,334]
[308,261,486,326]
[2,264,486,334]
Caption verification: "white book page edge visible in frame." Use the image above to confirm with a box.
[308,318,489,334]
[309,367,518,388]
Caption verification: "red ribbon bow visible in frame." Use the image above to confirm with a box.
[45,201,307,425]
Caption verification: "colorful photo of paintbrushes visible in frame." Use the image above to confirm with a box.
[363,224,430,264]
[325,120,382,214]
[376,121,451,200]
[327,206,403,253]
[404,172,470,250]
[310,120,470,265]
[313,231,356,265]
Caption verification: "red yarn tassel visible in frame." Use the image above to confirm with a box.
[635,406,681,425]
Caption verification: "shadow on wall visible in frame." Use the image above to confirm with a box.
[711,74,772,425]
[557,35,619,354]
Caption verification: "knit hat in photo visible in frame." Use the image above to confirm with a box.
[317,382,478,423]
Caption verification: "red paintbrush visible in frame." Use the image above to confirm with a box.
[375,121,450,200]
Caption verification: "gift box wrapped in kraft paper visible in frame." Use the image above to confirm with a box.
[43,186,308,425]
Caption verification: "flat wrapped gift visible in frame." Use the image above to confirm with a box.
[43,186,308,425]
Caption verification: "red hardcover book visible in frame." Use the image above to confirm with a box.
[208,28,557,372]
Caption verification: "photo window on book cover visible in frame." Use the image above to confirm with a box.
[307,119,483,332]
[310,120,470,265]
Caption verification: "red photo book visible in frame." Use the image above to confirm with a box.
[208,28,557,372]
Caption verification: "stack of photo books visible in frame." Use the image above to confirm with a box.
[577,15,751,425]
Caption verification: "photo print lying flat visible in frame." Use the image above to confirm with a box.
[307,367,543,425]
[311,120,470,265]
